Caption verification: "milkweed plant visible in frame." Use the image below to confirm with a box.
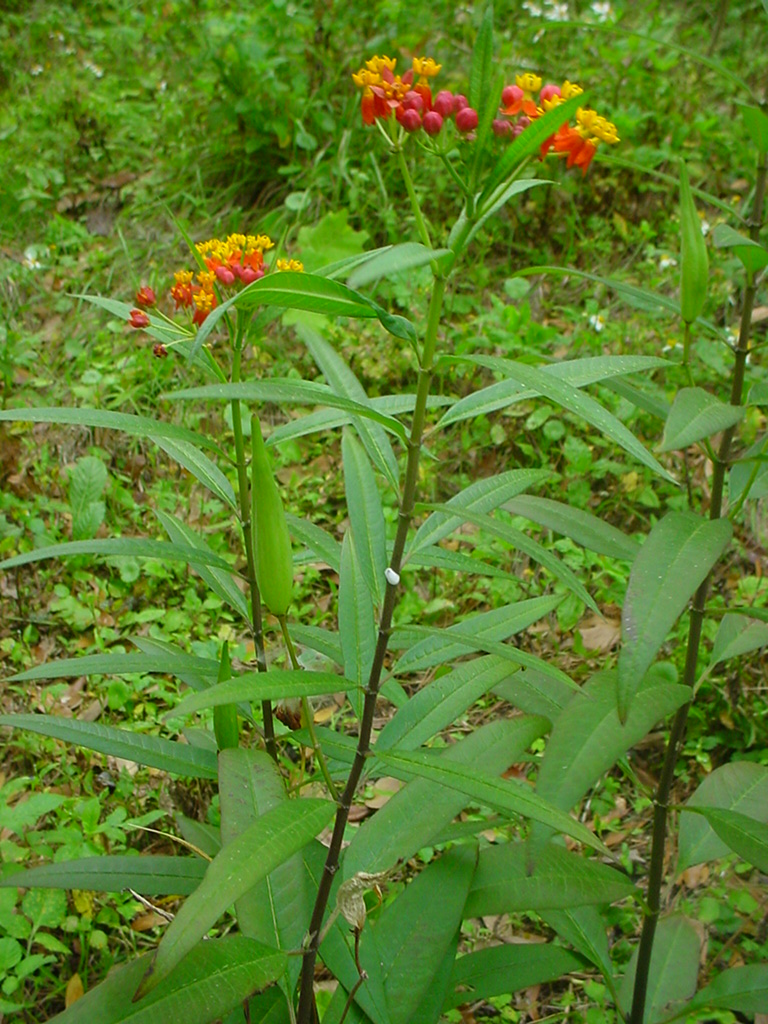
[1,6,768,1024]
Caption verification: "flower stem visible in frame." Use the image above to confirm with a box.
[628,148,767,1024]
[230,316,276,759]
[396,148,433,251]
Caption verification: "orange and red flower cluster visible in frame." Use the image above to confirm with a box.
[351,55,479,136]
[494,73,619,174]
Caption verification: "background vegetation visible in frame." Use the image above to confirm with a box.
[1,0,767,1021]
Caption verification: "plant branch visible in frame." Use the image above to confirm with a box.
[629,148,767,1024]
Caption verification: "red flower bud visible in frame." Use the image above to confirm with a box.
[432,90,454,117]
[135,285,156,308]
[453,93,469,113]
[153,343,169,358]
[403,90,424,112]
[502,84,523,107]
[240,266,264,285]
[492,118,511,137]
[214,265,236,286]
[401,108,422,132]
[423,110,444,135]
[128,308,150,329]
[455,106,478,132]
[540,83,561,103]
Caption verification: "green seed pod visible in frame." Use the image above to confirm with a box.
[213,641,239,751]
[251,415,293,617]
[679,160,709,324]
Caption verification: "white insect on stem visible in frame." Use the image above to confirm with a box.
[384,567,400,586]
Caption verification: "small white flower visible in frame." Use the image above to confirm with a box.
[30,64,44,76]
[158,80,167,92]
[83,61,104,78]
[661,340,683,354]
[700,219,711,236]
[658,255,677,271]
[591,0,614,20]
[523,0,543,14]
[588,313,606,333]
[544,1,569,19]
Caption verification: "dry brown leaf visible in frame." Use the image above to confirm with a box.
[578,614,621,652]
[752,305,768,324]
[132,911,167,932]
[680,863,710,889]
[65,973,84,1007]
[364,777,403,810]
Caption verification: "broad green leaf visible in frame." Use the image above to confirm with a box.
[741,102,768,154]
[534,667,688,842]
[135,799,335,998]
[342,432,387,606]
[505,496,640,561]
[712,222,768,274]
[151,436,236,509]
[339,531,375,720]
[465,842,636,917]
[729,433,768,502]
[706,614,768,670]
[604,376,671,421]
[421,504,598,611]
[392,595,563,674]
[408,469,552,555]
[345,242,451,288]
[346,717,548,877]
[678,763,768,871]
[219,750,313,994]
[285,514,342,572]
[162,380,407,443]
[68,456,107,540]
[174,814,221,858]
[47,936,285,1024]
[473,360,675,481]
[443,942,584,1010]
[677,963,768,1016]
[377,749,608,853]
[542,907,613,978]
[298,326,399,491]
[492,665,575,718]
[0,537,237,573]
[618,512,732,717]
[0,715,218,779]
[659,387,744,452]
[287,624,343,666]
[0,856,206,895]
[377,656,517,752]
[155,510,248,620]
[168,669,356,719]
[683,807,768,872]
[436,355,670,430]
[0,407,225,456]
[619,915,701,1023]
[376,846,475,1024]
[6,650,218,684]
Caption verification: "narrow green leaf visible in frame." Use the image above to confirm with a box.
[465,842,636,918]
[0,715,217,779]
[315,244,393,280]
[618,512,731,717]
[338,531,375,720]
[678,763,768,871]
[46,936,285,1024]
[492,665,575,718]
[0,538,237,574]
[298,326,399,491]
[345,243,451,288]
[377,847,475,1024]
[707,614,768,669]
[729,433,768,502]
[443,943,584,1010]
[0,407,225,456]
[409,469,552,555]
[392,595,563,675]
[678,963,768,1016]
[377,749,608,853]
[535,667,688,840]
[683,807,768,872]
[741,102,768,154]
[346,718,548,877]
[162,380,407,443]
[136,799,334,999]
[504,496,640,561]
[6,651,218,684]
[0,856,207,895]
[659,387,744,452]
[512,265,683,318]
[285,514,342,573]
[469,2,494,113]
[342,432,387,606]
[542,907,613,978]
[155,510,248,620]
[619,916,701,1023]
[287,625,343,666]
[151,437,236,509]
[409,545,532,582]
[712,222,768,274]
[168,670,356,719]
[450,179,550,253]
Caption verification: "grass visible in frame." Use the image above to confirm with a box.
[1,0,768,1020]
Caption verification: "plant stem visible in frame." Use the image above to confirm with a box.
[296,273,448,1024]
[279,615,339,801]
[628,149,767,1024]
[230,319,276,759]
[396,148,433,251]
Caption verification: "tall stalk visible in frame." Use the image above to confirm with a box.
[629,151,767,1024]
[295,144,456,1020]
